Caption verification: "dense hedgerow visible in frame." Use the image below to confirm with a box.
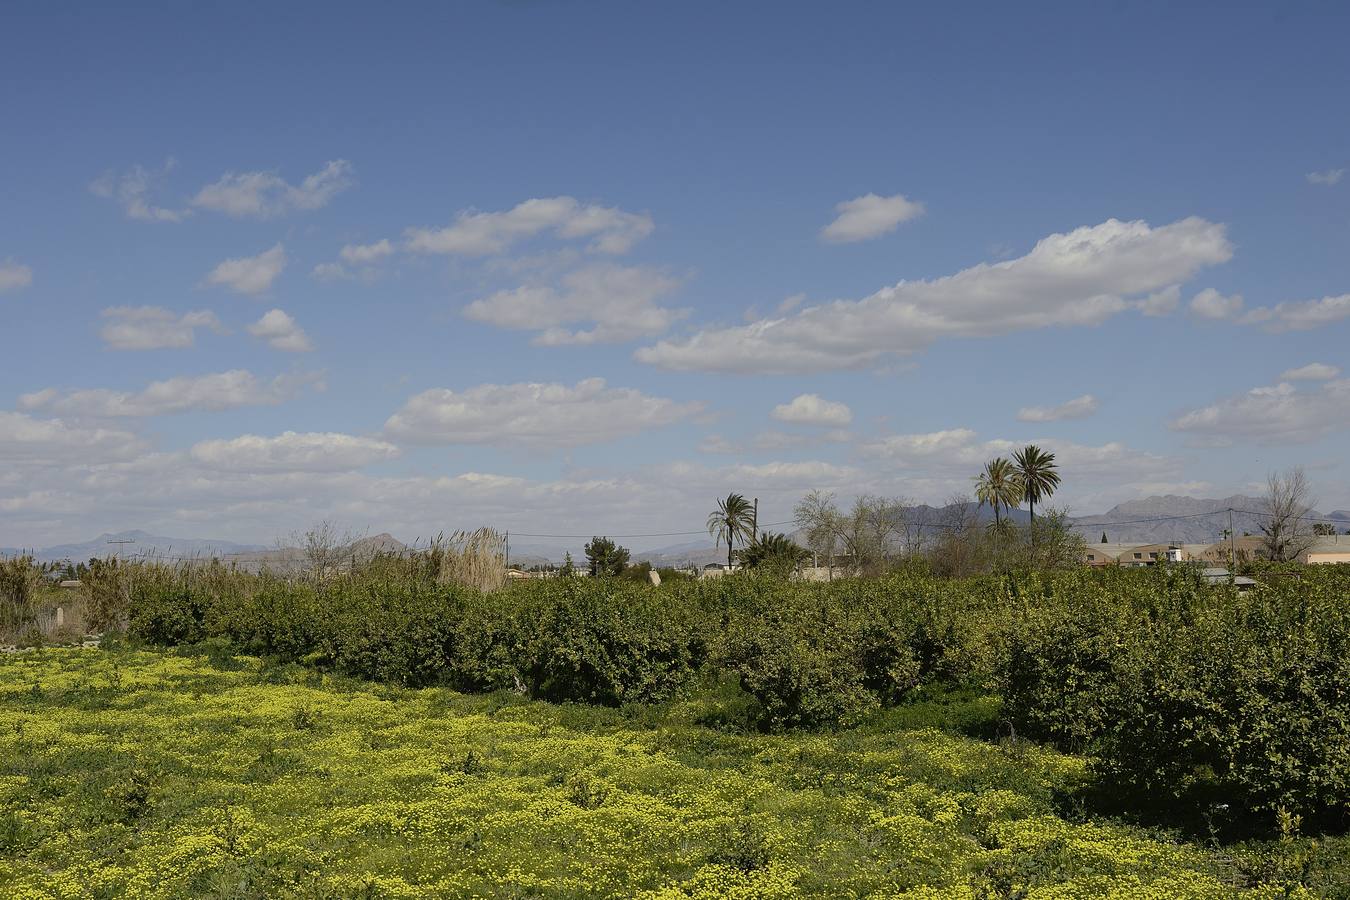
[114,558,1350,835]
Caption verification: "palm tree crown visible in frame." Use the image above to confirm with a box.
[1012,445,1060,523]
[707,492,755,569]
[973,457,1024,527]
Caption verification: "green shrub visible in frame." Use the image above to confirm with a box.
[1095,575,1350,831]
[457,579,706,705]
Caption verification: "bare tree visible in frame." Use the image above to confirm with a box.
[284,520,359,580]
[927,493,984,577]
[1260,467,1316,562]
[852,494,912,571]
[794,490,841,570]
[792,491,912,575]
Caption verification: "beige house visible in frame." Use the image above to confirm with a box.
[1083,543,1137,566]
[1301,534,1350,565]
[1083,542,1225,567]
[1195,536,1267,566]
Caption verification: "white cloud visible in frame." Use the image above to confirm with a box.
[637,217,1232,373]
[861,428,1167,479]
[89,159,188,222]
[0,260,34,293]
[405,196,654,256]
[99,306,225,350]
[697,428,850,455]
[1128,480,1215,497]
[204,243,287,295]
[1307,168,1345,186]
[464,264,685,345]
[18,370,323,418]
[1189,287,1244,320]
[311,262,349,281]
[1016,394,1099,423]
[698,434,740,454]
[0,412,147,464]
[248,309,313,352]
[771,393,853,426]
[820,192,925,243]
[1170,379,1350,445]
[384,377,701,447]
[192,160,354,218]
[1239,293,1350,332]
[339,239,394,264]
[665,459,859,488]
[1280,362,1340,381]
[190,431,399,473]
[1138,284,1180,317]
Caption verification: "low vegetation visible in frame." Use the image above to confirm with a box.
[3,542,1347,896]
[4,646,1345,898]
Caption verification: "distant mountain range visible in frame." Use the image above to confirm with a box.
[0,530,268,564]
[1071,495,1350,544]
[5,496,1347,567]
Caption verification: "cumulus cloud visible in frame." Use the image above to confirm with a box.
[1016,394,1099,423]
[1189,287,1244,320]
[339,239,394,264]
[190,431,399,473]
[99,306,225,350]
[312,239,396,282]
[192,160,354,218]
[1170,378,1350,444]
[1307,168,1345,186]
[1137,285,1180,317]
[248,309,313,352]
[861,428,1167,479]
[1239,293,1350,332]
[204,243,287,295]
[405,196,654,256]
[89,159,189,222]
[464,264,685,345]
[18,370,323,418]
[384,377,701,447]
[638,217,1232,373]
[0,412,147,464]
[1280,362,1340,381]
[820,192,925,243]
[0,260,34,293]
[771,393,853,426]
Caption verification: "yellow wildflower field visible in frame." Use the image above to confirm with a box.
[0,648,1307,898]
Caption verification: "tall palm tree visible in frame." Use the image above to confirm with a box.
[973,457,1024,527]
[707,492,755,569]
[1012,445,1060,524]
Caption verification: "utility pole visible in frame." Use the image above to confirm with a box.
[752,497,758,540]
[504,530,509,570]
[1228,507,1236,578]
[106,538,135,559]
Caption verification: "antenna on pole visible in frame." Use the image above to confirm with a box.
[106,538,136,558]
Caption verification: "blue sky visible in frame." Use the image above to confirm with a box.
[3,0,1349,548]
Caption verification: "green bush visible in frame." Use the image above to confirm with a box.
[1094,575,1350,831]
[457,579,706,705]
[717,582,914,730]
[112,555,1350,836]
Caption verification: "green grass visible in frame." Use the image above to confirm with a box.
[0,647,1338,898]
